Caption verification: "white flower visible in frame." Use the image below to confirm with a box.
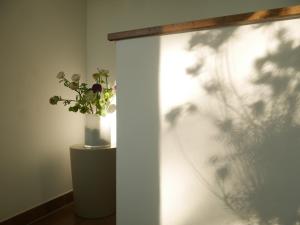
[99,69,109,77]
[85,90,96,101]
[56,71,65,79]
[69,82,79,90]
[99,69,109,74]
[107,104,116,113]
[71,74,80,82]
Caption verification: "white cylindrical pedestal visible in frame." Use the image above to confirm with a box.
[70,145,116,218]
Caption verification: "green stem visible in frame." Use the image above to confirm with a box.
[97,68,101,84]
[89,103,94,114]
[105,76,108,89]
[75,90,82,99]
[59,99,76,102]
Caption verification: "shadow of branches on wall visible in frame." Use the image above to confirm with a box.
[165,24,300,225]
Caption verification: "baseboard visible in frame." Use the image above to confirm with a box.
[0,191,73,225]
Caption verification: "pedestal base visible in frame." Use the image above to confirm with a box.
[70,145,116,218]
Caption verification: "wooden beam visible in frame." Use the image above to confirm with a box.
[108,5,300,41]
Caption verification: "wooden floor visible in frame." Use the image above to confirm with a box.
[29,204,116,225]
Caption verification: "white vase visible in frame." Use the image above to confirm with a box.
[85,114,111,148]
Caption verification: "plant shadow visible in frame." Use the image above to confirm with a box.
[165,19,300,225]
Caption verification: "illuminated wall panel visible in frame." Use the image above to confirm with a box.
[159,18,300,225]
[116,17,300,225]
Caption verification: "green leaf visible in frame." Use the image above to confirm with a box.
[80,106,89,114]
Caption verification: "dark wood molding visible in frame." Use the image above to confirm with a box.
[0,191,73,225]
[108,4,300,41]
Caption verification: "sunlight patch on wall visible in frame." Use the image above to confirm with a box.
[109,95,117,147]
[159,18,300,225]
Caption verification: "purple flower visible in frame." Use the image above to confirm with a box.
[92,83,102,93]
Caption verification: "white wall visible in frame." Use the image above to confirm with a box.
[86,1,300,225]
[0,0,85,221]
[116,37,160,225]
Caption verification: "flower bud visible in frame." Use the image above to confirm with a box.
[49,96,60,105]
[56,71,65,79]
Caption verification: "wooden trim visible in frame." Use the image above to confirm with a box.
[108,4,300,41]
[0,191,73,225]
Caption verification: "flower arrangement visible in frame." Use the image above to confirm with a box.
[49,69,116,116]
